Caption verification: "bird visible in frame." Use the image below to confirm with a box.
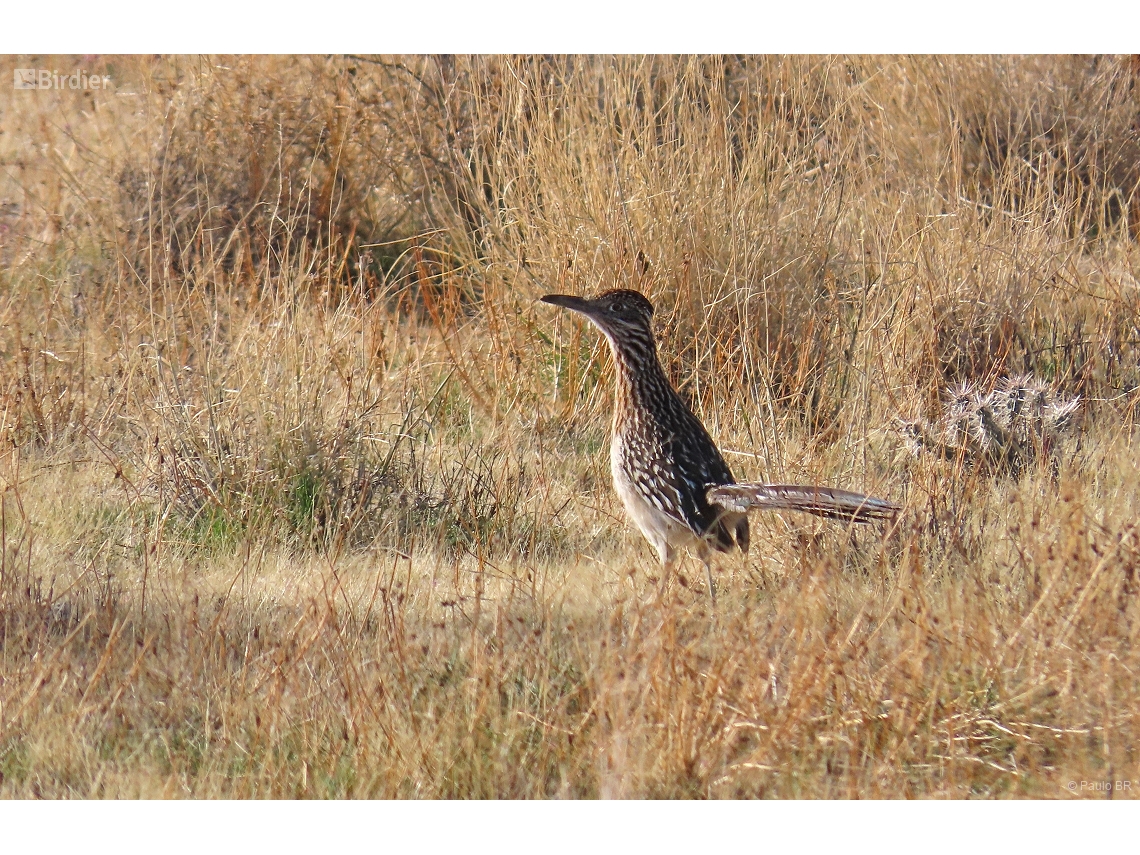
[540,289,899,604]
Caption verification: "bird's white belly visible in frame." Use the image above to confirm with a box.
[611,435,693,563]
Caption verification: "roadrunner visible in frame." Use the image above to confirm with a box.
[541,289,899,603]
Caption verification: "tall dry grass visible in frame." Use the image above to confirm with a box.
[1,54,1139,797]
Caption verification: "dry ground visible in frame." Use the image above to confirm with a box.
[1,55,1140,797]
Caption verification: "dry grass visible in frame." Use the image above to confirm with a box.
[2,54,1140,798]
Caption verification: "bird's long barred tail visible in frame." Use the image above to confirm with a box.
[706,484,900,523]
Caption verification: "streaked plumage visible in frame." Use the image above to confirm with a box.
[542,289,900,602]
[706,484,899,521]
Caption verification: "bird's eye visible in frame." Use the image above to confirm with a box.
[610,301,626,314]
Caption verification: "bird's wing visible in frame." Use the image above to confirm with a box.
[669,412,740,526]
[620,411,739,538]
[706,483,900,523]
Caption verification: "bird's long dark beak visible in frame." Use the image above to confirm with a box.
[540,294,594,315]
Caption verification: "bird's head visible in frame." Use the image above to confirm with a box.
[540,289,656,345]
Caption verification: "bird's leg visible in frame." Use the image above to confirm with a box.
[704,560,716,607]
[655,541,675,599]
[698,543,716,607]
[658,557,674,599]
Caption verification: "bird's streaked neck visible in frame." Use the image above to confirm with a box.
[591,323,672,426]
